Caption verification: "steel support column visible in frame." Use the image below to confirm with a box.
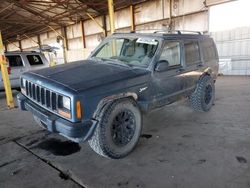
[130,5,135,32]
[0,31,14,109]
[18,40,22,52]
[103,15,108,37]
[61,27,68,64]
[37,34,41,49]
[108,0,115,34]
[4,44,7,52]
[80,20,86,48]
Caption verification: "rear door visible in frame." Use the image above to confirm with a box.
[200,38,219,79]
[182,40,203,90]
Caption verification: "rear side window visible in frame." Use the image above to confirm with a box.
[6,55,23,67]
[201,39,217,62]
[184,41,201,65]
[27,55,43,66]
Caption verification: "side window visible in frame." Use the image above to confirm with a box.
[159,41,181,67]
[201,39,217,62]
[6,55,23,67]
[27,55,43,66]
[184,41,201,65]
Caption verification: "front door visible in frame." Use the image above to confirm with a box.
[152,40,186,107]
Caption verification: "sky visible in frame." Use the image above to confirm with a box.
[209,0,250,32]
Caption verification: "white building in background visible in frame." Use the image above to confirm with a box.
[209,0,250,75]
[211,27,250,75]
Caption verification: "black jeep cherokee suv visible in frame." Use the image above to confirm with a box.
[17,31,219,159]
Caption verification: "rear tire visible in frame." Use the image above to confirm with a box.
[88,99,142,159]
[189,75,215,112]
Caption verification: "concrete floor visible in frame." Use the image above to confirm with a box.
[0,76,250,188]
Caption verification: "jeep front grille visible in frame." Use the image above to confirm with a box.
[25,80,59,111]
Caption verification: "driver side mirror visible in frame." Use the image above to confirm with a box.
[155,60,169,72]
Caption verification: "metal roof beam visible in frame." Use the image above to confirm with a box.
[0,19,52,25]
[6,0,63,26]
[0,3,14,14]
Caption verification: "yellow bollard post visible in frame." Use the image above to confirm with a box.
[49,61,56,67]
[0,31,14,109]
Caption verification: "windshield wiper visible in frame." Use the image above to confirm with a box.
[90,56,132,68]
[89,57,104,61]
[109,59,133,68]
[106,61,132,68]
[101,58,132,68]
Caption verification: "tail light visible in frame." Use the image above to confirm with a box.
[0,64,11,74]
[7,67,11,75]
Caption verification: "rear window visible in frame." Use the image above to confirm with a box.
[184,41,201,65]
[27,55,43,66]
[201,39,217,62]
[6,55,23,67]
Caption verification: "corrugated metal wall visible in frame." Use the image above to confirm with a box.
[5,0,232,64]
[211,27,250,75]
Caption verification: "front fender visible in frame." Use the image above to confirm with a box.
[93,92,138,119]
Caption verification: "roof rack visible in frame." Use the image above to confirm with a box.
[113,29,203,35]
[130,29,168,33]
[113,29,166,34]
[154,30,202,35]
[154,30,181,34]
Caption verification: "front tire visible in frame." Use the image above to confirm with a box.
[189,75,215,112]
[88,99,142,159]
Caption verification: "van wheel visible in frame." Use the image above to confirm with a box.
[189,75,215,112]
[88,99,142,159]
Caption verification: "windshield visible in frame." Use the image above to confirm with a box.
[91,37,159,68]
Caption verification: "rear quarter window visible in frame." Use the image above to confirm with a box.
[200,39,217,62]
[6,55,23,67]
[184,41,201,66]
[27,55,43,66]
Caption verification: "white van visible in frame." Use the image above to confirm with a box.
[0,51,49,90]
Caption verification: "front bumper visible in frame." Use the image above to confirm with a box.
[17,93,98,143]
